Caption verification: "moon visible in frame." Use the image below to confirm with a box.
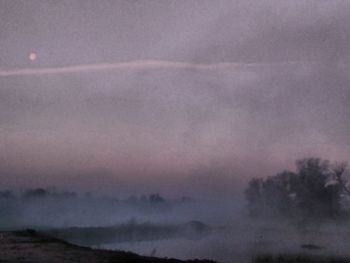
[29,52,37,61]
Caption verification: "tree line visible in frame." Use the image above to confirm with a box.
[245,157,349,218]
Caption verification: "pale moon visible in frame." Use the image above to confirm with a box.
[29,52,37,61]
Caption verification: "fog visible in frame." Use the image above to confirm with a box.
[1,1,350,262]
[1,65,349,196]
[3,188,350,263]
[1,0,350,195]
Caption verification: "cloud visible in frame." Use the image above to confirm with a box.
[0,60,302,77]
[1,0,350,195]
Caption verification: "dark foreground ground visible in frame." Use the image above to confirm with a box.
[0,229,215,263]
[3,230,350,263]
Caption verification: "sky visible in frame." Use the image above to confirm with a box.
[0,0,350,197]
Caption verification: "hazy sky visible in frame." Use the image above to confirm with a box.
[0,0,350,197]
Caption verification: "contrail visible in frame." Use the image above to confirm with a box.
[0,60,302,77]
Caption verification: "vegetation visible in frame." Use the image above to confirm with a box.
[0,229,216,263]
[245,158,349,218]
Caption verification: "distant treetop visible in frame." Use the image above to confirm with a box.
[245,157,348,219]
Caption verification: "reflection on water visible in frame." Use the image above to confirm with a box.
[101,222,350,263]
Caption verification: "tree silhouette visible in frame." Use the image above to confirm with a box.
[245,158,348,218]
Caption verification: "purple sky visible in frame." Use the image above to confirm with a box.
[0,0,350,197]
